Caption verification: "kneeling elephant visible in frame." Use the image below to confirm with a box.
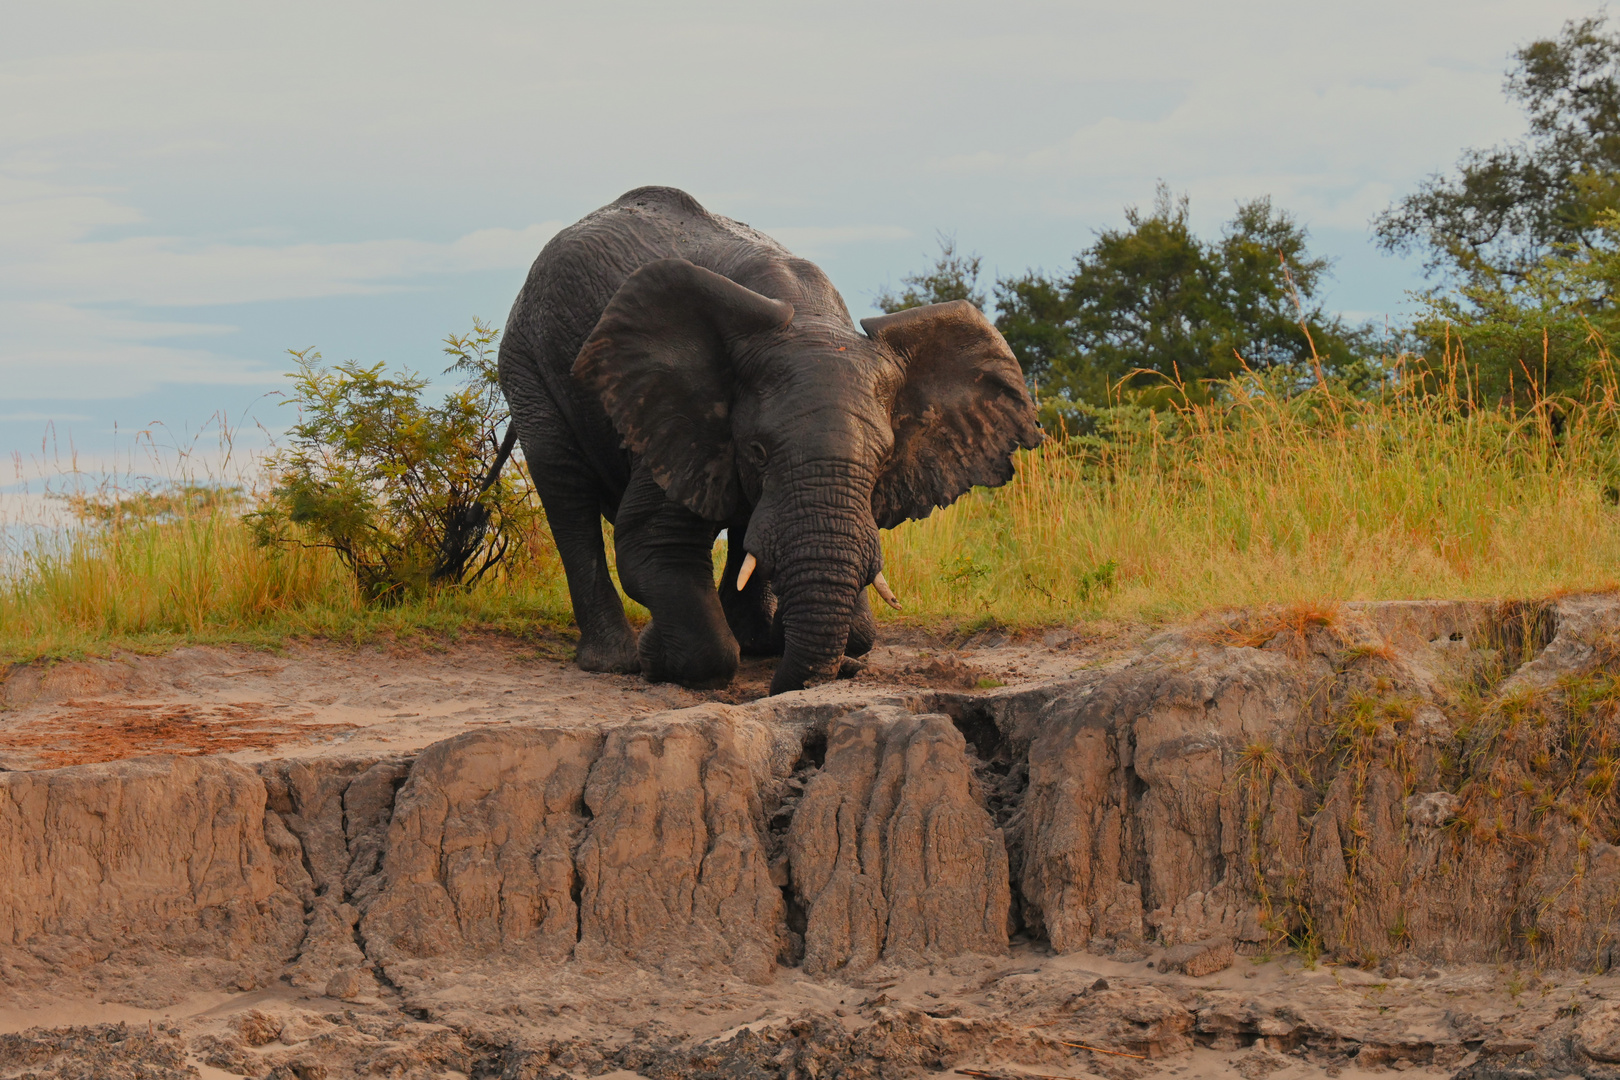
[497,186,1040,695]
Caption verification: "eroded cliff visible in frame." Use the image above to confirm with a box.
[5,595,1620,1078]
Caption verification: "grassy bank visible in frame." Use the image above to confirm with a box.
[885,365,1620,624]
[5,363,1620,663]
[0,512,577,661]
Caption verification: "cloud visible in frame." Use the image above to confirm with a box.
[5,227,560,307]
[0,173,145,248]
[0,412,92,422]
[0,173,563,306]
[0,342,273,400]
[0,169,561,399]
[0,301,266,399]
[760,225,912,257]
[946,62,1516,233]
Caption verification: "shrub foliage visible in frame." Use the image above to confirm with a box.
[251,320,538,603]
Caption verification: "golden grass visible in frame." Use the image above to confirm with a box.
[881,366,1620,625]
[6,361,1620,663]
[0,513,578,662]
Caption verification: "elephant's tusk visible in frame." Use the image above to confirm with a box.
[737,553,757,591]
[871,572,902,610]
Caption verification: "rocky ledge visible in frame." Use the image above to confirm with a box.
[5,595,1620,1079]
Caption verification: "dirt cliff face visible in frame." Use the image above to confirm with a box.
[788,706,1011,975]
[573,711,784,982]
[0,755,307,1003]
[6,595,1620,1078]
[1023,597,1620,971]
[361,727,600,964]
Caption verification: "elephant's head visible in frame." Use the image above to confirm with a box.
[574,258,1041,694]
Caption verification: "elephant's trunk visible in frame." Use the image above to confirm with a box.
[749,459,880,696]
[769,557,866,695]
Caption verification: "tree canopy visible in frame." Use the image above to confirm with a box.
[877,13,1620,413]
[1412,207,1620,402]
[1375,13,1620,283]
[878,186,1362,409]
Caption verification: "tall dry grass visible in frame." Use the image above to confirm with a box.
[0,510,577,660]
[0,415,585,661]
[881,359,1620,625]
[5,353,1620,662]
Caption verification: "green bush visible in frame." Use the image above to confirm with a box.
[251,320,539,604]
[1414,209,1620,402]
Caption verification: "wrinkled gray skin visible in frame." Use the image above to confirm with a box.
[498,187,1040,695]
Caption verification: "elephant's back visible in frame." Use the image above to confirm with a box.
[580,186,793,262]
[520,187,843,345]
[512,188,744,361]
[498,186,849,501]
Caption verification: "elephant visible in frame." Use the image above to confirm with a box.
[496,186,1040,695]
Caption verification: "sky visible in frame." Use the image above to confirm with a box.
[0,0,1596,510]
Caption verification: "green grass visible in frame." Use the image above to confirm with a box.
[6,360,1620,664]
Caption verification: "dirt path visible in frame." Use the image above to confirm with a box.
[0,625,1130,771]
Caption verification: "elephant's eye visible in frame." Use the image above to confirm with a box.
[747,440,768,466]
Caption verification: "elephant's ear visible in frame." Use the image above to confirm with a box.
[574,259,793,519]
[862,300,1042,529]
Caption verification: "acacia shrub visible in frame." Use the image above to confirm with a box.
[251,320,539,603]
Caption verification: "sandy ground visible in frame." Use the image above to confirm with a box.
[0,624,1132,772]
[0,937,1551,1079]
[0,624,1576,1079]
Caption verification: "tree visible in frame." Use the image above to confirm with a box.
[1375,13,1620,283]
[993,185,1360,405]
[1414,208,1620,402]
[873,233,987,313]
[251,320,538,603]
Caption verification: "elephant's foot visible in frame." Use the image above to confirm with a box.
[576,629,642,674]
[637,620,739,690]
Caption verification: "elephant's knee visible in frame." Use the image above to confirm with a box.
[638,619,739,690]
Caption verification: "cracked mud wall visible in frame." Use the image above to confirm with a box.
[1017,636,1321,953]
[359,704,1015,986]
[0,755,307,999]
[787,706,1010,975]
[359,712,790,983]
[7,595,1620,1008]
[574,711,784,982]
[360,728,599,964]
[1013,596,1620,970]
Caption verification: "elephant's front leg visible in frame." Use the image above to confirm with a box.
[720,514,781,657]
[845,588,877,658]
[614,467,739,689]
